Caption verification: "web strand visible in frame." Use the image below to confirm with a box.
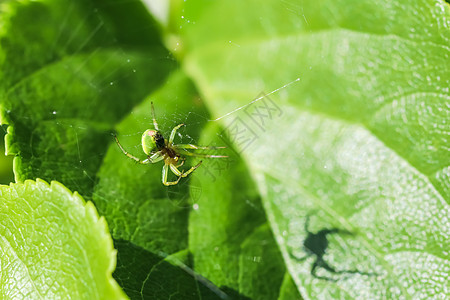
[209,77,301,122]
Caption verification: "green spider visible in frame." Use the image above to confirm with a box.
[114,102,226,186]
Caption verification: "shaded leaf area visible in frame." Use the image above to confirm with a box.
[0,0,175,196]
[238,224,294,299]
[188,124,302,300]
[278,273,304,300]
[181,0,450,299]
[114,239,232,300]
[0,179,126,299]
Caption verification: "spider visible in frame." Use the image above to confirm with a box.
[114,102,226,186]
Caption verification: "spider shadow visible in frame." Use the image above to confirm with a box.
[289,214,375,282]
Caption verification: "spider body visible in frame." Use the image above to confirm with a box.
[142,129,179,162]
[160,146,179,162]
[115,103,226,186]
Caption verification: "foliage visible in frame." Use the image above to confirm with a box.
[0,0,449,299]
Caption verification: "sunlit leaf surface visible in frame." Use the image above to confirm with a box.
[0,179,125,299]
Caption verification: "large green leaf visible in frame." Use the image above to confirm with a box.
[92,64,294,298]
[0,179,125,299]
[181,0,450,299]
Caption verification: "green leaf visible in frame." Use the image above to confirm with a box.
[0,179,126,299]
[181,0,450,299]
[94,69,287,299]
[238,224,288,300]
[0,0,175,196]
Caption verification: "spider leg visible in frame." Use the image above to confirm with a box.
[175,158,185,168]
[169,163,182,176]
[181,160,203,177]
[174,144,226,150]
[322,228,350,236]
[177,149,227,158]
[170,161,203,178]
[169,123,185,144]
[142,151,164,164]
[151,102,159,130]
[142,155,164,164]
[317,258,340,274]
[162,163,182,186]
[114,134,150,164]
